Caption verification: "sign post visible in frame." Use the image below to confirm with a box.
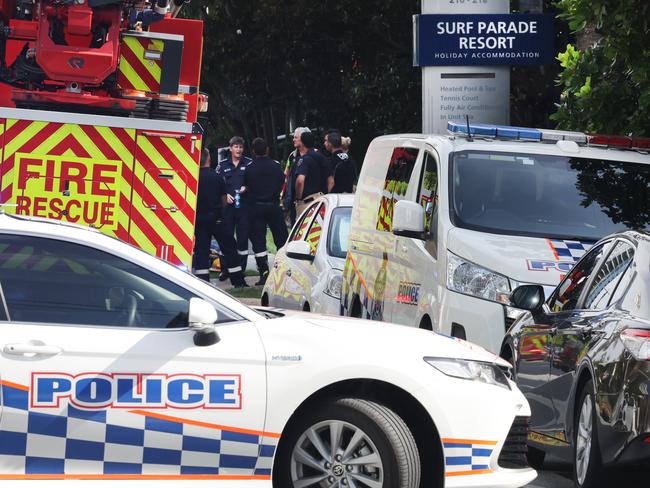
[419,0,510,134]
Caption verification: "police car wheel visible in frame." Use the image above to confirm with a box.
[275,398,420,488]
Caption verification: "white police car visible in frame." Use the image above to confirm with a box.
[0,212,536,487]
[262,193,353,315]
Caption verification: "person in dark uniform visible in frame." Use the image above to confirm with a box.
[192,148,247,287]
[245,137,289,286]
[216,136,253,272]
[281,127,311,226]
[325,130,357,193]
[294,131,331,216]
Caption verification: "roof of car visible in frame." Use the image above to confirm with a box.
[371,133,650,165]
[597,229,650,247]
[321,193,355,207]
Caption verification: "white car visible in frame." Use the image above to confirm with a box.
[262,193,353,315]
[0,211,536,488]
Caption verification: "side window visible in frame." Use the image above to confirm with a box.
[290,202,320,242]
[0,235,197,328]
[376,147,419,232]
[305,203,327,255]
[418,152,439,235]
[549,243,606,312]
[584,241,635,310]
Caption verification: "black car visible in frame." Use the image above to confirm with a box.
[500,231,650,488]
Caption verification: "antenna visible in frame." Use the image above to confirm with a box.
[465,115,473,142]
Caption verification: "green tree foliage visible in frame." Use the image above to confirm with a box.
[183,0,420,160]
[552,0,650,135]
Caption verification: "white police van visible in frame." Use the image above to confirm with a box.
[341,122,650,353]
[0,212,536,487]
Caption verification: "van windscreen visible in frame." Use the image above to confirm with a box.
[450,151,650,240]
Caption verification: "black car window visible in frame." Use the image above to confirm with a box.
[549,243,606,313]
[584,241,635,310]
[0,235,199,328]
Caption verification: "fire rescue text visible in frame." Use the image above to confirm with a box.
[14,154,119,229]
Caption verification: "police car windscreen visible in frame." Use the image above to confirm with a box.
[327,207,352,259]
[451,151,650,241]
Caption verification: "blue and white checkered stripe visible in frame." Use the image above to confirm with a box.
[0,383,276,476]
[443,440,494,474]
[549,239,593,263]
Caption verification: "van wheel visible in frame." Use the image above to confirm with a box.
[274,398,421,488]
[261,293,269,307]
[303,302,311,312]
[418,315,433,331]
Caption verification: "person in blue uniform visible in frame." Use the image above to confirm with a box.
[192,148,247,287]
[245,138,289,286]
[216,136,253,272]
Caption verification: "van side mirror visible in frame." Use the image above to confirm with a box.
[189,297,219,346]
[286,240,314,262]
[510,285,545,314]
[392,200,426,240]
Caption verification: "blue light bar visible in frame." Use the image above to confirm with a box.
[448,122,542,141]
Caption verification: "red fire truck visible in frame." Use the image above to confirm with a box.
[0,0,204,268]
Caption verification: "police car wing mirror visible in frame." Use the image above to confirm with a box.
[188,297,220,346]
[286,240,315,262]
[392,200,426,240]
[510,285,545,314]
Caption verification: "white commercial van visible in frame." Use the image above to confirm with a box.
[341,122,650,353]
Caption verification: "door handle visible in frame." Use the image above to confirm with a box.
[4,343,62,356]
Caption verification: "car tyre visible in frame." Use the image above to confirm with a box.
[274,398,421,488]
[574,380,603,488]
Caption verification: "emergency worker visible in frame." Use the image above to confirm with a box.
[325,130,357,193]
[282,127,311,226]
[216,136,253,272]
[294,131,331,216]
[245,138,288,286]
[192,148,247,287]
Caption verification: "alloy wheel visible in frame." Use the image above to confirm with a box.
[575,393,594,485]
[290,419,384,488]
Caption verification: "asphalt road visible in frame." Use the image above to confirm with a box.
[525,456,648,488]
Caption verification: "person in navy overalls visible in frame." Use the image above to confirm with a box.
[216,136,253,272]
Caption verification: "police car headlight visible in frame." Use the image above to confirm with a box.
[425,357,511,390]
[324,270,343,299]
[446,251,511,304]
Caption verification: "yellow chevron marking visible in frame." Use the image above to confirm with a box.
[124,36,162,82]
[132,159,194,239]
[119,55,150,92]
[162,137,201,177]
[3,120,49,161]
